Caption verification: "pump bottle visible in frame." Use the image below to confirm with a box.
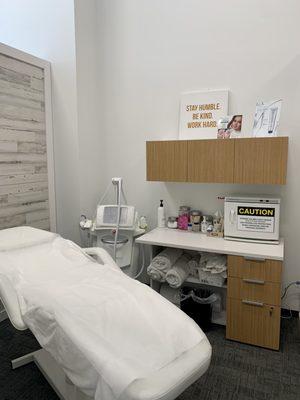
[157,200,166,228]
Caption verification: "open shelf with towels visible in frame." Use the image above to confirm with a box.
[137,228,284,349]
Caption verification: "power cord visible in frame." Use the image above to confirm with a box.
[131,244,146,280]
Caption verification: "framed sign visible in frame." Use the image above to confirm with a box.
[179,89,228,140]
[252,99,282,137]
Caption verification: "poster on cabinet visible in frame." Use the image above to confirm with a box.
[179,89,228,140]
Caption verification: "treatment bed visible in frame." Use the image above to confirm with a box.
[0,226,211,400]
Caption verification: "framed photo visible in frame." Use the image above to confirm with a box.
[217,115,243,139]
[179,89,228,140]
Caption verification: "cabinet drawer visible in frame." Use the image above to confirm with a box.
[227,277,281,306]
[226,298,280,350]
[227,255,282,283]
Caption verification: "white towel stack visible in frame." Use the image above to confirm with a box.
[147,248,183,282]
[198,253,227,287]
[199,253,227,275]
[165,254,191,288]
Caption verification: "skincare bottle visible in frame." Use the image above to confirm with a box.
[157,200,166,228]
[201,216,208,233]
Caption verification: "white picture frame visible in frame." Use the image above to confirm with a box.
[252,99,282,137]
[179,89,229,140]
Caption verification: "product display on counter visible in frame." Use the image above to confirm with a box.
[165,203,224,238]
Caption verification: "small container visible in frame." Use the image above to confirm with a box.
[167,216,178,229]
[190,210,201,232]
[188,223,193,232]
[201,216,209,233]
[206,224,214,233]
[139,216,148,229]
[178,206,190,230]
[193,222,200,232]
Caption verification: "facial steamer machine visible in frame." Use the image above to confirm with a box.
[80,178,146,279]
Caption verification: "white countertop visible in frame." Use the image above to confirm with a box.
[136,228,284,260]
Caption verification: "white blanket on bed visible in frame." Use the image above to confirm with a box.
[0,235,204,400]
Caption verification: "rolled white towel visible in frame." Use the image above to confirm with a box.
[166,254,190,288]
[147,248,183,282]
[187,255,201,276]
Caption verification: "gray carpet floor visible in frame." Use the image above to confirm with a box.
[0,317,299,400]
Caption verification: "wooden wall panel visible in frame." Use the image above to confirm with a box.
[0,53,49,231]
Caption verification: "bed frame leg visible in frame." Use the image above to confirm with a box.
[11,352,35,369]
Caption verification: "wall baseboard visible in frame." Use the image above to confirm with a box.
[0,309,8,323]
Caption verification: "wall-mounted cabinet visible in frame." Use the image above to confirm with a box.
[146,137,288,185]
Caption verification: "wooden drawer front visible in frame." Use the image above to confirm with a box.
[226,298,280,350]
[227,255,282,283]
[227,277,281,306]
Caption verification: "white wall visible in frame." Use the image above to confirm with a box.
[95,0,300,310]
[74,0,106,217]
[0,0,81,242]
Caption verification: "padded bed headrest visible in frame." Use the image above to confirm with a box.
[0,226,58,252]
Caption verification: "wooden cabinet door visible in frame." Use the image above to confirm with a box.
[187,140,234,183]
[234,137,288,184]
[146,141,187,182]
[226,298,281,350]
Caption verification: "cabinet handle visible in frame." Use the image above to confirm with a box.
[244,256,266,262]
[242,300,264,307]
[243,278,265,285]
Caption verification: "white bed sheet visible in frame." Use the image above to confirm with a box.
[0,236,205,400]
